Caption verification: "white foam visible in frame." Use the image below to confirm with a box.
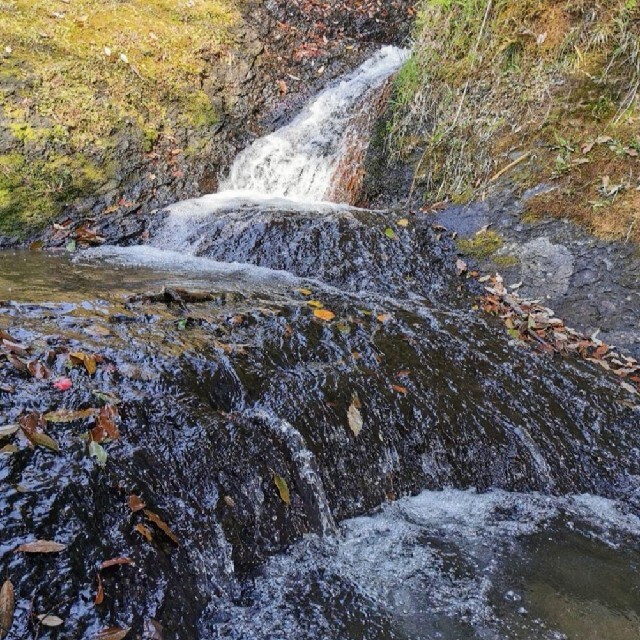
[220,46,408,201]
[85,245,298,284]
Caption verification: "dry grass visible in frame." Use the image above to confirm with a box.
[387,0,640,242]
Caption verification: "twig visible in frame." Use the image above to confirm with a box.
[488,151,532,183]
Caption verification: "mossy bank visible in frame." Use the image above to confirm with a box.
[381,0,640,243]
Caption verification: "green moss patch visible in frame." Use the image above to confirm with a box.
[0,0,239,236]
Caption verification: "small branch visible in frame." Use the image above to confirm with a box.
[488,151,531,183]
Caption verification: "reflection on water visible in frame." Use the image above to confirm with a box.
[0,248,298,304]
[519,531,640,640]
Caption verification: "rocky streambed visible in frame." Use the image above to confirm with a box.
[2,43,640,640]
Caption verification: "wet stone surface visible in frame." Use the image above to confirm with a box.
[435,187,640,359]
[1,206,640,637]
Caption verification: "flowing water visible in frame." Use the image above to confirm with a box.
[1,48,640,640]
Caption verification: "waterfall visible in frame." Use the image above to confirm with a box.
[220,46,407,202]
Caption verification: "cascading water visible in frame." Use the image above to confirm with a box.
[113,46,407,258]
[3,46,640,640]
[220,46,406,202]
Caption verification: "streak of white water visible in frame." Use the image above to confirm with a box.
[220,46,407,202]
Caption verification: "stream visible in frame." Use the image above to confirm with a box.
[1,47,640,640]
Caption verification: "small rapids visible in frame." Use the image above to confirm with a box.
[210,489,640,640]
[2,47,640,640]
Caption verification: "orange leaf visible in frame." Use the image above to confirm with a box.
[313,309,335,322]
[16,540,66,553]
[144,510,179,545]
[94,573,104,606]
[128,495,145,512]
[100,557,134,570]
[134,524,153,543]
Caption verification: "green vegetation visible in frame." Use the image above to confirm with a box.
[0,0,239,236]
[388,0,640,242]
[456,230,503,258]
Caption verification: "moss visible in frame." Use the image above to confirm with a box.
[494,254,519,268]
[388,0,640,243]
[457,230,504,259]
[142,126,160,152]
[183,91,219,128]
[0,0,240,235]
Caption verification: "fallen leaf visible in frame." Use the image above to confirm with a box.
[44,408,97,423]
[37,614,64,628]
[89,440,108,466]
[396,218,409,227]
[134,524,153,543]
[0,580,14,640]
[456,259,468,276]
[347,398,363,437]
[297,288,312,296]
[16,540,66,553]
[100,557,134,570]
[376,313,392,323]
[391,385,408,394]
[53,378,72,391]
[70,352,97,375]
[0,425,19,438]
[95,627,130,640]
[144,510,179,545]
[91,405,120,443]
[314,309,335,321]
[272,473,291,505]
[384,227,396,239]
[307,300,324,309]
[28,432,60,453]
[128,495,146,512]
[27,360,50,380]
[95,572,104,605]
[0,445,18,455]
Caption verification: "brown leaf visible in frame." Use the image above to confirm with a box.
[95,627,130,640]
[44,408,97,423]
[94,572,104,605]
[134,524,153,543]
[128,495,146,512]
[144,510,179,545]
[70,352,97,375]
[2,339,28,355]
[16,540,66,553]
[391,385,408,394]
[91,405,120,443]
[100,557,134,570]
[28,431,60,453]
[27,360,50,380]
[0,580,14,640]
